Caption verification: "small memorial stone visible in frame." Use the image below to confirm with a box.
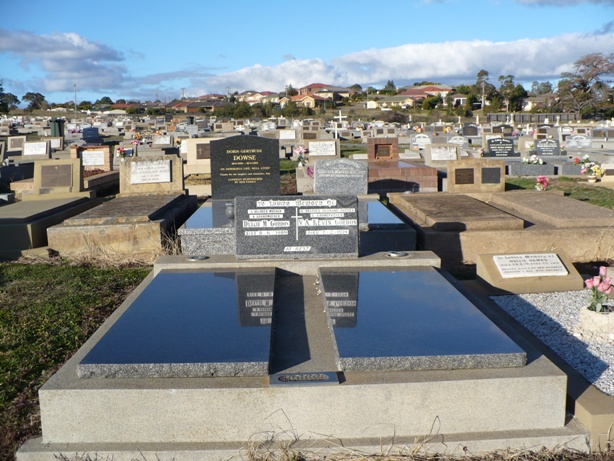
[314,159,368,195]
[82,150,106,166]
[455,168,474,185]
[535,139,561,156]
[493,253,568,279]
[41,164,73,188]
[130,159,172,184]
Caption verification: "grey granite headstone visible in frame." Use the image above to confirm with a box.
[235,195,359,260]
[314,159,368,195]
[462,123,479,136]
[535,139,561,156]
[210,136,280,199]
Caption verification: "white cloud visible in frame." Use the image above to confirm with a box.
[193,32,614,93]
[516,0,614,5]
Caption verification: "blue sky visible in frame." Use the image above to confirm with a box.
[1,0,614,105]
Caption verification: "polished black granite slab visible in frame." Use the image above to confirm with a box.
[320,267,526,371]
[78,269,275,378]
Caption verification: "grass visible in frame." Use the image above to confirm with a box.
[506,176,614,209]
[0,261,150,461]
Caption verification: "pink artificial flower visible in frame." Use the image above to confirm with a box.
[593,276,601,287]
[607,286,613,295]
[600,266,608,277]
[598,282,608,293]
[586,278,594,289]
[604,276,612,286]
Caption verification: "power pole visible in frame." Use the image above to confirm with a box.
[73,83,77,120]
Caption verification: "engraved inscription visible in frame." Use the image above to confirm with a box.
[455,168,475,185]
[41,164,73,188]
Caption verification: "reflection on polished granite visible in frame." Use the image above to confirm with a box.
[320,267,526,371]
[78,269,275,378]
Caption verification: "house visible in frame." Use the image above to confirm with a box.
[279,93,327,108]
[299,83,355,102]
[368,96,418,110]
[522,93,558,111]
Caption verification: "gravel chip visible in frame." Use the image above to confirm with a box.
[491,291,614,396]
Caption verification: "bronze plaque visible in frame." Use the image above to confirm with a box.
[303,132,317,140]
[41,164,73,188]
[455,168,475,185]
[481,167,501,184]
[196,143,210,160]
[376,144,391,158]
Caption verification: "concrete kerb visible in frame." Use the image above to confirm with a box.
[458,279,614,451]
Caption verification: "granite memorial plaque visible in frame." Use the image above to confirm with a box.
[235,195,359,259]
[130,159,172,184]
[82,150,105,167]
[411,133,432,149]
[313,159,368,195]
[82,127,100,143]
[493,253,568,279]
[47,137,63,150]
[567,135,591,148]
[236,272,274,327]
[196,143,211,160]
[152,134,172,145]
[41,164,73,188]
[485,138,517,157]
[78,270,275,378]
[303,132,317,140]
[308,141,336,157]
[535,139,561,156]
[279,130,296,140]
[322,267,526,371]
[482,167,501,184]
[210,136,280,199]
[449,136,469,149]
[455,168,474,185]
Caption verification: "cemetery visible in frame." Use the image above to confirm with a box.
[3,113,614,460]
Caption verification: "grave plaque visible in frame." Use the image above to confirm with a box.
[303,132,317,140]
[455,168,474,185]
[210,136,280,199]
[462,123,479,136]
[482,167,501,184]
[41,164,73,188]
[23,141,48,157]
[82,150,105,166]
[314,159,368,194]
[279,130,296,140]
[7,136,26,151]
[308,141,336,157]
[320,271,358,328]
[485,138,517,157]
[196,143,210,160]
[235,195,359,259]
[493,253,568,279]
[430,145,458,161]
[130,159,172,184]
[535,139,561,156]
[567,135,591,148]
[152,134,172,145]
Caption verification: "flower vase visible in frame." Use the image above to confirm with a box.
[587,175,597,183]
[121,157,126,162]
[578,306,614,340]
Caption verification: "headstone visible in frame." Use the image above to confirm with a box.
[462,123,479,136]
[313,159,368,195]
[410,133,432,150]
[448,136,469,149]
[6,136,26,153]
[446,158,506,193]
[45,136,64,151]
[235,195,359,259]
[535,139,561,156]
[22,141,50,160]
[424,144,459,167]
[82,127,101,144]
[120,155,185,195]
[484,138,518,157]
[306,140,339,158]
[279,129,296,140]
[210,136,280,200]
[566,135,592,149]
[517,136,535,155]
[152,134,173,146]
[476,252,583,293]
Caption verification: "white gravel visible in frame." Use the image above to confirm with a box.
[491,291,614,396]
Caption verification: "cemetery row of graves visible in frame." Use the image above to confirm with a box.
[2,112,614,460]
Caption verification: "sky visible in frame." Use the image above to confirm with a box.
[1,0,614,106]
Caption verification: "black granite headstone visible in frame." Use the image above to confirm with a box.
[235,195,359,259]
[210,136,280,199]
[484,138,518,157]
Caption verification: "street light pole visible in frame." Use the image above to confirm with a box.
[73,83,77,120]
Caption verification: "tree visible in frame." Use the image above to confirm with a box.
[21,92,48,112]
[95,96,114,106]
[498,75,515,112]
[116,99,127,105]
[0,81,19,113]
[422,95,441,110]
[78,100,92,111]
[384,80,396,91]
[285,84,298,97]
[413,81,441,86]
[557,52,614,116]
[349,84,363,92]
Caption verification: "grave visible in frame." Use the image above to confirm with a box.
[0,158,99,259]
[484,138,519,158]
[367,138,438,193]
[46,155,197,260]
[71,144,119,195]
[389,190,614,268]
[424,144,460,168]
[17,187,590,459]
